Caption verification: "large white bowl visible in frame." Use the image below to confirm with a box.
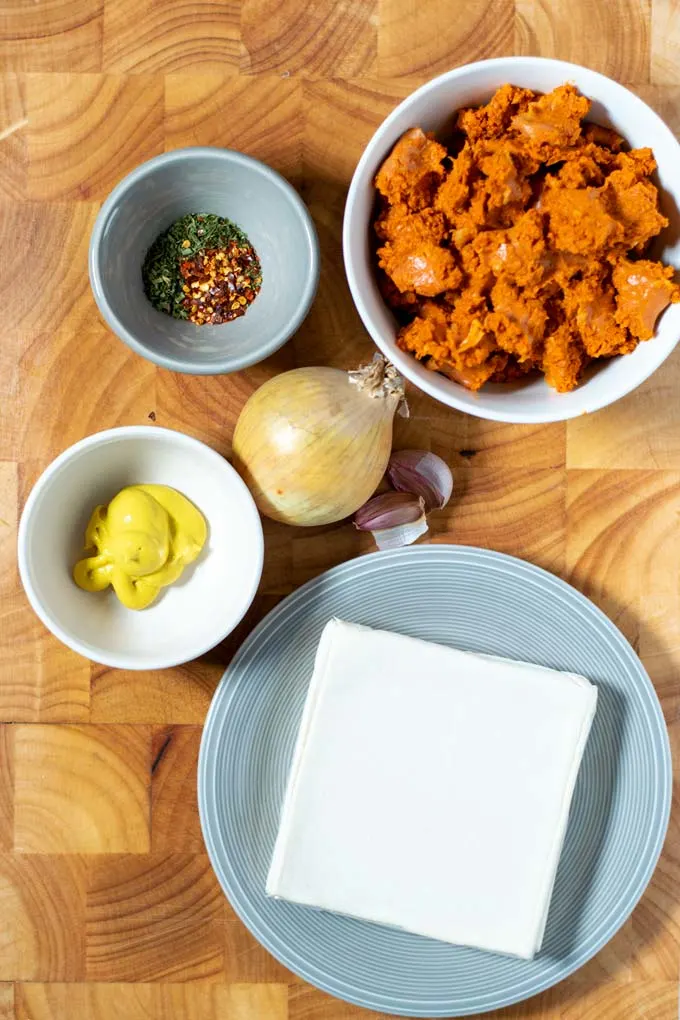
[18,427,264,670]
[343,58,680,423]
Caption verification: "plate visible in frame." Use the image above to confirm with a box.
[198,546,671,1017]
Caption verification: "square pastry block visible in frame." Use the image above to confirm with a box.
[267,619,597,960]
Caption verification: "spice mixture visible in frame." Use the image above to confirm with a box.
[179,242,261,325]
[142,213,262,326]
[374,83,680,392]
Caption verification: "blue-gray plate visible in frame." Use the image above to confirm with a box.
[198,545,671,1017]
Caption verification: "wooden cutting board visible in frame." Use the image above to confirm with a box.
[1,1,679,1018]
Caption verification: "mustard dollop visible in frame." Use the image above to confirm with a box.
[73,485,207,610]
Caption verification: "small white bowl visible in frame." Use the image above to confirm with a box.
[18,427,264,670]
[343,58,680,423]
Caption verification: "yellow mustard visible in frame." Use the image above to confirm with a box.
[73,485,207,610]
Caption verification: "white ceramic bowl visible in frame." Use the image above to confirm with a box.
[343,58,680,423]
[18,427,264,670]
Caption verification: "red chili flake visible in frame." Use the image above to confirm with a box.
[179,241,262,325]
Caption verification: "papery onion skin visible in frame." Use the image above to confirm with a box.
[232,363,404,526]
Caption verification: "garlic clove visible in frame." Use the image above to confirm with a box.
[354,491,426,531]
[386,450,453,510]
[370,517,429,551]
[354,492,428,550]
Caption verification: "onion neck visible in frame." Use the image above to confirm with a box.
[348,354,408,416]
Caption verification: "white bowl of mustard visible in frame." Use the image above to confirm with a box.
[18,427,264,670]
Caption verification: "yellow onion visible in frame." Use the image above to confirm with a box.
[232,355,406,526]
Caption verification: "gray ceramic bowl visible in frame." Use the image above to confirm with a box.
[89,148,319,374]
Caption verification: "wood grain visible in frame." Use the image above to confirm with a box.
[0,593,91,722]
[634,83,680,134]
[640,595,680,717]
[560,980,677,1020]
[651,0,680,82]
[0,986,13,1020]
[0,728,14,852]
[165,74,302,180]
[567,348,680,469]
[14,725,150,853]
[224,903,295,984]
[18,325,156,467]
[0,201,98,339]
[436,465,566,573]
[150,726,203,853]
[566,470,680,640]
[102,0,240,75]
[26,74,163,201]
[0,855,86,980]
[0,463,17,597]
[241,0,377,76]
[90,662,218,724]
[377,0,514,77]
[15,982,289,1019]
[85,854,225,982]
[0,72,26,199]
[0,0,103,73]
[2,0,680,1017]
[516,0,652,81]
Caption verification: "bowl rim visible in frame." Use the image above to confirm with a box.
[342,56,680,423]
[89,147,320,376]
[17,425,265,670]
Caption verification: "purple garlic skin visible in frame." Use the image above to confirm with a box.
[387,450,453,511]
[353,491,427,550]
[354,491,425,531]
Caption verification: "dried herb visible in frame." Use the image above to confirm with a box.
[142,213,259,321]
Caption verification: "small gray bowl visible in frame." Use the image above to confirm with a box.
[89,148,319,374]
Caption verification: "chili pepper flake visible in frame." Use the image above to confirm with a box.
[179,240,263,325]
